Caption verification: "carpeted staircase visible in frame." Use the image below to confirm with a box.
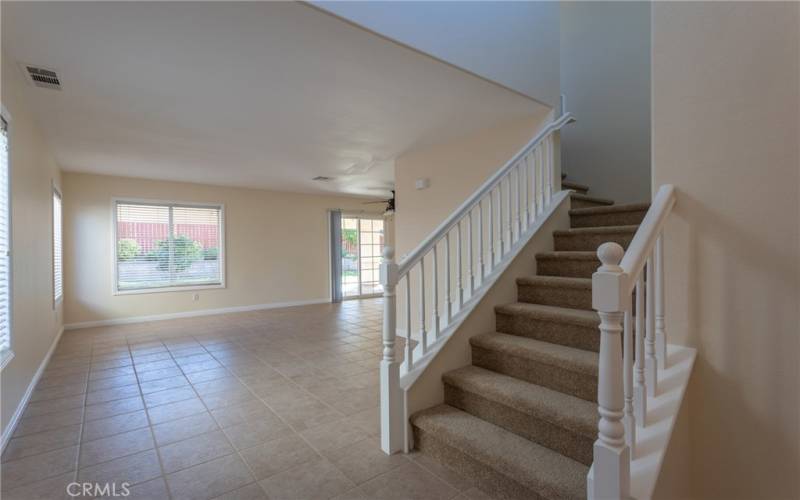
[409,179,649,500]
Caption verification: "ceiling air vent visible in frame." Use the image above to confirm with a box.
[312,176,334,182]
[23,65,62,90]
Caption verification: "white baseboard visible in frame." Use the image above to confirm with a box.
[1,325,65,451]
[63,298,331,330]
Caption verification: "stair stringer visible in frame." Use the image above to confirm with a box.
[400,190,573,449]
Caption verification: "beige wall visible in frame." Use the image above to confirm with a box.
[652,2,799,498]
[63,172,388,326]
[313,2,561,107]
[1,53,63,435]
[560,1,651,203]
[394,113,550,258]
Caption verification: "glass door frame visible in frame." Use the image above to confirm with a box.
[340,214,385,300]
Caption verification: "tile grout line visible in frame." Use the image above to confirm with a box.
[5,301,390,498]
[129,338,175,500]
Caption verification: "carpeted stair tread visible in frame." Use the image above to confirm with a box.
[494,302,600,351]
[443,365,596,440]
[569,203,650,216]
[553,225,638,251]
[569,193,614,208]
[516,276,593,310]
[569,203,650,228]
[553,225,639,236]
[410,405,588,500]
[517,275,592,289]
[470,332,598,376]
[495,302,599,328]
[535,251,600,279]
[536,251,598,261]
[562,180,589,194]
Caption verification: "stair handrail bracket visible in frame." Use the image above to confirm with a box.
[379,112,575,455]
[589,184,677,500]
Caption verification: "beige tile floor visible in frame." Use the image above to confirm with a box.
[1,299,491,500]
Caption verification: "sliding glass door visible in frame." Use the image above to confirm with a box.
[341,216,385,299]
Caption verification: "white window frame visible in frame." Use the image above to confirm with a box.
[52,184,63,307]
[0,105,13,370]
[112,197,226,295]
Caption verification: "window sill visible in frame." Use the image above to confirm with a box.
[114,283,226,296]
[0,349,14,371]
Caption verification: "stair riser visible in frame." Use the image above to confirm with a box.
[536,258,599,279]
[472,346,597,402]
[517,283,592,310]
[570,198,610,209]
[495,311,599,352]
[412,427,544,500]
[553,232,635,252]
[444,385,594,466]
[570,210,647,228]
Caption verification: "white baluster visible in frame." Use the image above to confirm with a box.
[623,308,635,456]
[379,247,403,454]
[515,165,522,239]
[489,189,495,268]
[432,243,439,341]
[591,242,630,500]
[634,275,647,426]
[655,235,667,369]
[445,232,451,325]
[478,200,484,281]
[405,275,412,369]
[521,156,529,228]
[531,148,538,219]
[536,145,544,214]
[498,186,505,256]
[546,135,554,204]
[506,175,512,249]
[645,255,657,397]
[456,221,463,308]
[467,210,474,294]
[419,259,427,352]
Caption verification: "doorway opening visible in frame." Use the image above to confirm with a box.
[341,216,385,299]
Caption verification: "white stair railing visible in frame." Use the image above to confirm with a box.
[379,112,575,454]
[589,184,677,499]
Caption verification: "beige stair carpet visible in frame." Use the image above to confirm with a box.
[409,178,649,500]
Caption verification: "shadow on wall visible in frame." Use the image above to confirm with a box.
[674,192,798,499]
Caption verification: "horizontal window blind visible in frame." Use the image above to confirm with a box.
[115,201,223,291]
[53,188,62,303]
[0,117,10,354]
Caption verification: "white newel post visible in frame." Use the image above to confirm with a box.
[379,247,403,454]
[590,243,630,500]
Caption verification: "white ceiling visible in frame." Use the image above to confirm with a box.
[2,2,548,197]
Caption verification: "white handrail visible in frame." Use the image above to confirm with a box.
[380,112,575,456]
[618,184,676,292]
[397,112,575,276]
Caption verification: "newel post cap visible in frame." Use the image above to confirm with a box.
[593,242,626,312]
[597,243,624,273]
[380,246,398,286]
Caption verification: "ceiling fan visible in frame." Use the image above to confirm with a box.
[362,190,395,216]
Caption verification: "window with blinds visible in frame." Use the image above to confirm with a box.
[114,201,224,292]
[53,188,62,304]
[0,116,10,358]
